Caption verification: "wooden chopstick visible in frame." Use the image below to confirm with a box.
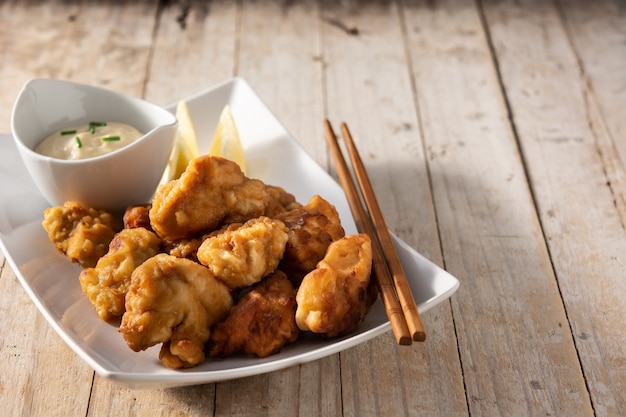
[324,120,412,346]
[339,122,426,342]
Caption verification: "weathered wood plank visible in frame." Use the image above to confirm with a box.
[214,361,341,417]
[0,263,94,416]
[557,0,626,228]
[145,0,238,107]
[321,1,467,415]
[86,377,216,417]
[403,0,592,415]
[483,0,626,414]
[0,1,156,132]
[2,1,155,93]
[558,0,626,191]
[238,0,327,162]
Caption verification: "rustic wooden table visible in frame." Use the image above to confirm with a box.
[1,0,625,415]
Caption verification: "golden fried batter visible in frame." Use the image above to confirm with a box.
[119,254,233,369]
[263,184,302,218]
[295,234,373,338]
[221,178,271,225]
[276,195,345,285]
[197,216,289,290]
[164,237,203,262]
[79,227,162,321]
[305,195,345,239]
[123,204,152,230]
[209,270,299,358]
[149,156,270,241]
[164,223,247,262]
[42,201,122,268]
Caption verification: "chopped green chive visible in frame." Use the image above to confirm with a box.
[102,136,120,142]
[89,121,107,134]
[75,136,82,148]
[61,130,77,135]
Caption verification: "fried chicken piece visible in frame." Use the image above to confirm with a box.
[78,227,162,321]
[221,178,271,226]
[208,270,299,358]
[164,237,203,262]
[204,221,242,237]
[119,253,233,369]
[149,156,270,241]
[123,204,152,230]
[276,195,345,286]
[295,234,373,338]
[197,216,289,290]
[42,201,122,268]
[165,223,244,262]
[263,184,302,218]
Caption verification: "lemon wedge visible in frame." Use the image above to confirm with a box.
[161,100,200,183]
[208,105,247,175]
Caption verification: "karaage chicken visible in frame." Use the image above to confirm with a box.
[263,184,302,217]
[78,227,161,321]
[276,195,345,285]
[149,156,270,241]
[164,237,204,262]
[197,216,289,290]
[295,234,373,338]
[208,270,299,358]
[119,253,233,369]
[123,204,152,230]
[42,201,122,268]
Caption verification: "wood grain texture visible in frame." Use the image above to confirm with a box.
[557,0,626,228]
[404,0,592,415]
[558,0,626,188]
[238,0,327,162]
[483,0,626,414]
[0,263,93,417]
[0,1,156,132]
[87,377,216,417]
[145,0,238,107]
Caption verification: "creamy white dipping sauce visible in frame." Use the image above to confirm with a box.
[35,122,144,160]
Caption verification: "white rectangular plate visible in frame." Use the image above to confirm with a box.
[0,77,459,389]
